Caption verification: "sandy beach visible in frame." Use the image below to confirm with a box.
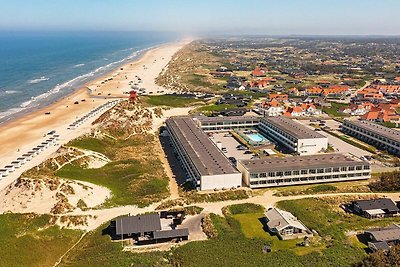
[0,40,188,192]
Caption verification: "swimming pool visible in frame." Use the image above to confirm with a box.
[247,133,266,143]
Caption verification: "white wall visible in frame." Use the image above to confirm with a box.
[200,173,242,190]
[297,137,328,155]
[236,161,250,186]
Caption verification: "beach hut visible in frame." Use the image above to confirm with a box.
[5,165,15,173]
[37,145,45,152]
[41,142,50,148]
[32,147,41,154]
[23,153,34,161]
[11,160,22,168]
[17,157,27,164]
[0,169,9,177]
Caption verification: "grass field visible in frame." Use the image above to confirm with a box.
[59,223,167,267]
[57,134,169,207]
[58,198,400,267]
[142,95,204,108]
[193,103,237,115]
[322,102,349,118]
[272,181,371,197]
[0,213,82,267]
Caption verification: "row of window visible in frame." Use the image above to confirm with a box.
[202,121,258,126]
[343,125,400,148]
[249,172,370,185]
[259,123,297,144]
[249,165,370,179]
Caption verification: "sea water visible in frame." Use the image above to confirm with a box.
[0,31,176,123]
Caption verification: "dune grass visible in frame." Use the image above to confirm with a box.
[59,223,167,267]
[142,95,204,107]
[0,213,81,267]
[57,134,169,207]
[59,197,399,267]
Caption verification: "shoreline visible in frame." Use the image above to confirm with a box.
[0,44,156,127]
[0,40,189,191]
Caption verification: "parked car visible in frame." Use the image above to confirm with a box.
[244,150,252,155]
[228,157,237,165]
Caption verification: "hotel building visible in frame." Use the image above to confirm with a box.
[237,154,371,189]
[194,116,260,132]
[166,117,242,191]
[341,120,400,156]
[258,116,328,155]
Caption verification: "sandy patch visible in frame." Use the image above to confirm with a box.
[0,178,110,214]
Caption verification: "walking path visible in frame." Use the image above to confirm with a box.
[66,190,400,231]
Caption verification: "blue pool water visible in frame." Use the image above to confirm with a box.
[247,133,266,143]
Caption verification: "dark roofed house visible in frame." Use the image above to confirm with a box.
[115,214,161,236]
[365,224,400,252]
[112,212,189,245]
[351,198,400,219]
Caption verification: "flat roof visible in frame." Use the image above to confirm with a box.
[153,228,189,239]
[239,154,368,173]
[195,115,260,124]
[167,117,240,176]
[261,116,325,139]
[344,119,400,143]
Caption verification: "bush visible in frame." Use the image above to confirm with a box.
[369,170,400,192]
[201,214,218,239]
[227,203,265,215]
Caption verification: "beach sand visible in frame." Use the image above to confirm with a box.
[0,41,189,192]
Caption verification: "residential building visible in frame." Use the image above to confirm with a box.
[365,224,400,252]
[341,120,400,156]
[112,213,189,244]
[258,116,328,155]
[351,198,400,219]
[265,208,312,240]
[237,154,371,189]
[193,116,260,132]
[166,117,242,190]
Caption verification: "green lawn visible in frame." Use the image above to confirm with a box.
[142,95,204,107]
[322,102,349,118]
[0,213,82,267]
[59,198,400,267]
[194,103,237,115]
[57,135,169,207]
[59,223,167,267]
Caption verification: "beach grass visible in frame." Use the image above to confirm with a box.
[142,95,204,107]
[58,197,400,267]
[0,213,81,267]
[57,134,169,207]
[58,223,167,267]
[193,103,237,115]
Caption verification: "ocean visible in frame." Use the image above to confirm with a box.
[0,31,176,123]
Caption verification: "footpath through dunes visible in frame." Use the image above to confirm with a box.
[0,41,188,193]
[0,99,195,229]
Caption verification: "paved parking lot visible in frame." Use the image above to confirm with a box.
[298,120,372,158]
[210,132,253,161]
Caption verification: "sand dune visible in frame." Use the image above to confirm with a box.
[0,41,189,193]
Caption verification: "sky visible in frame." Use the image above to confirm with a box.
[0,0,399,35]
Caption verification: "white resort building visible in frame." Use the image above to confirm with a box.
[166,117,242,191]
[237,154,371,189]
[258,116,328,155]
[341,119,400,156]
